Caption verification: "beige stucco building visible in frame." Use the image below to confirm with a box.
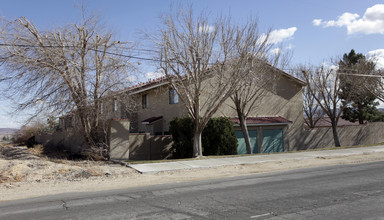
[59,67,306,154]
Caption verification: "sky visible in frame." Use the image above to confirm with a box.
[0,0,383,128]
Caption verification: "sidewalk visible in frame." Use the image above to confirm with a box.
[128,145,384,174]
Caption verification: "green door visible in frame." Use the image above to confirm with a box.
[262,129,284,153]
[235,130,257,154]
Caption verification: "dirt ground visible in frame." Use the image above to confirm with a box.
[1,143,384,202]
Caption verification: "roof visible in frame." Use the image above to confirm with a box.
[141,116,163,125]
[231,116,292,126]
[265,63,306,86]
[113,63,305,96]
[115,76,170,96]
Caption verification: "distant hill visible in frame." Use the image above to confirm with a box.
[0,128,19,136]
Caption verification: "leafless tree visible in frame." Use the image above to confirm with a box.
[373,70,384,102]
[152,6,259,157]
[228,24,293,154]
[0,14,135,158]
[229,60,272,154]
[300,63,351,147]
[302,85,324,128]
[294,66,324,129]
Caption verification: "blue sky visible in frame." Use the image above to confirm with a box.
[0,0,383,128]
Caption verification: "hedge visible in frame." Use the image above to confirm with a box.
[169,117,237,158]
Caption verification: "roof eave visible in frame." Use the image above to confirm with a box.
[233,122,291,126]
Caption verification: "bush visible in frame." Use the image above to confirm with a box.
[169,117,194,158]
[169,117,238,158]
[202,117,238,156]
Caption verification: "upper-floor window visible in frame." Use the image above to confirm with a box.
[142,94,148,109]
[169,88,179,104]
[113,99,118,112]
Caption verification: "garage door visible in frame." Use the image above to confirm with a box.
[262,129,284,153]
[235,130,257,154]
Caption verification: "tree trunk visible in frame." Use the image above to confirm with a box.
[193,128,202,158]
[358,111,364,124]
[331,120,341,147]
[358,117,364,125]
[237,110,252,154]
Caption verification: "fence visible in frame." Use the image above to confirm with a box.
[36,121,384,160]
[292,122,384,150]
[36,120,173,161]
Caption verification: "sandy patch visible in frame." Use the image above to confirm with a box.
[1,144,384,201]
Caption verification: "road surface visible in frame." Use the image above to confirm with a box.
[1,161,384,219]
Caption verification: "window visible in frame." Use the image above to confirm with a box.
[113,99,118,112]
[169,88,179,104]
[142,94,148,109]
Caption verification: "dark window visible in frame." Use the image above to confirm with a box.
[142,94,148,109]
[169,88,179,104]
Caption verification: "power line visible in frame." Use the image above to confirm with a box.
[1,43,383,76]
[0,43,161,62]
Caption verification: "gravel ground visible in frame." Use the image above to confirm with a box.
[1,143,384,202]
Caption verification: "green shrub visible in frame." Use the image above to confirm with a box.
[202,117,238,156]
[169,117,194,158]
[169,117,237,158]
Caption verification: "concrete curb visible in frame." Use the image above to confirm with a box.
[128,145,384,174]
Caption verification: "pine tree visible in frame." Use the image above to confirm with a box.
[339,49,379,124]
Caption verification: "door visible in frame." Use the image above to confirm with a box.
[235,130,258,154]
[262,129,284,153]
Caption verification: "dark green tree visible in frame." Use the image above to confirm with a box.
[169,117,238,158]
[339,49,379,124]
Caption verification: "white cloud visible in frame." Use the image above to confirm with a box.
[145,70,165,80]
[313,4,384,35]
[321,62,339,72]
[367,49,384,70]
[259,27,297,45]
[285,44,294,50]
[270,48,282,55]
[312,19,322,26]
[198,25,215,33]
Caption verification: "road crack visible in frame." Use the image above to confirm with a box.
[61,200,69,210]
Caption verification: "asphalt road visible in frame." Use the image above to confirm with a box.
[1,161,384,219]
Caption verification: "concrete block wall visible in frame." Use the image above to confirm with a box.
[293,122,384,150]
[35,130,85,153]
[36,120,173,161]
[128,133,173,160]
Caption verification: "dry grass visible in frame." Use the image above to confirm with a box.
[0,172,25,183]
[56,168,71,174]
[27,144,44,156]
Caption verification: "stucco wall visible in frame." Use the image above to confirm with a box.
[129,133,173,160]
[136,86,187,133]
[293,122,384,150]
[214,73,305,151]
[36,121,173,161]
[35,130,85,153]
[109,119,130,160]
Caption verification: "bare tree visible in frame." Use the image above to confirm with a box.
[373,70,384,102]
[0,14,135,158]
[152,6,255,157]
[228,28,292,154]
[300,63,350,147]
[294,66,324,129]
[302,85,324,128]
